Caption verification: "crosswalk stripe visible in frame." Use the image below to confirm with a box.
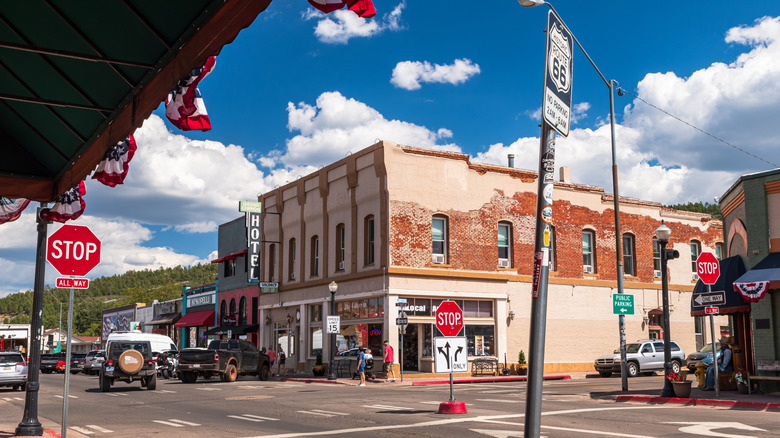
[152,420,184,427]
[70,426,94,434]
[155,390,176,393]
[167,419,201,426]
[54,395,78,399]
[196,387,222,391]
[228,415,264,422]
[363,404,413,411]
[241,414,278,421]
[297,410,339,417]
[86,425,114,433]
[310,409,348,416]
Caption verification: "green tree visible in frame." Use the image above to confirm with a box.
[665,201,722,220]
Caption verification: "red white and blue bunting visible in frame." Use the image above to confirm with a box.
[92,135,137,187]
[734,281,770,303]
[0,197,31,224]
[308,0,376,18]
[165,56,216,132]
[40,181,86,223]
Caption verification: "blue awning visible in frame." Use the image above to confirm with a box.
[691,256,749,316]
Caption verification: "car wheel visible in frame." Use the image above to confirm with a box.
[99,373,111,392]
[13,385,20,391]
[147,372,157,390]
[626,362,640,378]
[182,371,196,383]
[598,371,612,378]
[259,363,270,381]
[670,360,681,374]
[20,384,26,391]
[225,364,237,382]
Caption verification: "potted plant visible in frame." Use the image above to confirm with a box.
[732,368,749,394]
[312,352,327,377]
[516,350,528,376]
[667,371,691,398]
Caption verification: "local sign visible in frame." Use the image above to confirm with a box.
[612,293,634,315]
[435,301,463,337]
[46,225,101,277]
[696,252,720,285]
[542,10,573,137]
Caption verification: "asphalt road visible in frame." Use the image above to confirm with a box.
[2,372,779,437]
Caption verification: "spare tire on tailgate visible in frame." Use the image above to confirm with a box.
[118,349,144,374]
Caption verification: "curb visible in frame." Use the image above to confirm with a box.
[280,377,344,385]
[411,375,571,386]
[616,395,780,411]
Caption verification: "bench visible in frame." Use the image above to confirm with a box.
[471,357,499,376]
[748,359,780,395]
[334,358,352,378]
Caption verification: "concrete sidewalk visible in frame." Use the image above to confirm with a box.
[597,385,780,411]
[0,399,90,438]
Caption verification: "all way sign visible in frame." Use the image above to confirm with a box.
[56,278,89,289]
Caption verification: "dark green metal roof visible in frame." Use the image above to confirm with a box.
[0,0,271,201]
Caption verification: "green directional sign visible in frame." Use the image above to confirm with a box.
[612,293,634,315]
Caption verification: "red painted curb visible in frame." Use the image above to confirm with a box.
[437,401,468,414]
[44,430,61,438]
[411,375,570,386]
[616,395,780,411]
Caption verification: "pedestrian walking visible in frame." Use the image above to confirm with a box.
[267,347,276,376]
[277,344,287,376]
[383,340,396,382]
[356,347,366,386]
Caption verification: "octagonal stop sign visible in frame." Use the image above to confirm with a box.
[47,225,101,277]
[696,252,720,285]
[436,300,463,337]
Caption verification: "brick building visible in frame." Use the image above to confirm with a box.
[242,140,722,374]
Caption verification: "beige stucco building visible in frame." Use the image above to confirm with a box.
[254,141,723,374]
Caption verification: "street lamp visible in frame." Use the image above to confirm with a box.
[327,281,338,381]
[655,221,679,397]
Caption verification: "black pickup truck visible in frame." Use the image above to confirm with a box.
[177,339,271,383]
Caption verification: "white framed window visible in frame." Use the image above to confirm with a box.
[715,242,724,260]
[653,238,661,277]
[432,215,448,263]
[691,240,701,273]
[498,222,512,267]
[623,234,636,276]
[582,230,595,273]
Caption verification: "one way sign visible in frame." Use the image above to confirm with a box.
[434,337,468,373]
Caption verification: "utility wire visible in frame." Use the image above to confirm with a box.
[615,85,778,168]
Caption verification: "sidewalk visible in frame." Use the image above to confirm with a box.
[597,385,780,411]
[0,399,91,438]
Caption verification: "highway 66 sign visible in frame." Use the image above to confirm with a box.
[543,11,573,137]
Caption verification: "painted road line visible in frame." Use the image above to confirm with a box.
[168,419,201,426]
[363,404,414,411]
[70,426,94,435]
[156,389,176,394]
[242,414,278,421]
[54,394,78,399]
[196,387,222,391]
[229,415,265,422]
[478,389,520,394]
[86,425,114,433]
[152,420,184,427]
[297,410,349,417]
[4,397,24,401]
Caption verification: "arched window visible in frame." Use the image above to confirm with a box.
[220,300,227,325]
[239,296,247,326]
[229,298,237,321]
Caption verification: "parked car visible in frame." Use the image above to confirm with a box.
[0,352,28,391]
[83,350,106,375]
[177,339,270,383]
[40,353,64,374]
[594,340,686,377]
[99,340,157,392]
[70,353,87,374]
[686,343,721,372]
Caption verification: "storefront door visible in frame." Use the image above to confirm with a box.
[401,324,418,371]
[275,325,295,373]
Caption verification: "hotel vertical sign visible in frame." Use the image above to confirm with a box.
[240,201,262,283]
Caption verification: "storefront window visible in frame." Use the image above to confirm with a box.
[337,298,386,320]
[464,300,479,317]
[367,323,383,357]
[359,300,368,319]
[422,324,433,357]
[478,301,492,317]
[350,301,360,319]
[310,304,322,322]
[310,327,322,356]
[466,325,494,357]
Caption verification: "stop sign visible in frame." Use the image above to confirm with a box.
[47,225,101,277]
[696,252,720,285]
[436,301,463,337]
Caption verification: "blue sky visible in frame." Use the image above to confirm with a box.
[2,0,780,296]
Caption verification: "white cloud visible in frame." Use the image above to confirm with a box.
[274,91,460,168]
[391,58,481,90]
[310,1,406,44]
[476,16,780,205]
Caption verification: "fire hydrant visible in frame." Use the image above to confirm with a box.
[695,361,707,388]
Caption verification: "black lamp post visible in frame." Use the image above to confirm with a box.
[655,221,678,397]
[327,281,338,381]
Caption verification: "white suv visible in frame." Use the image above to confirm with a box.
[594,340,686,377]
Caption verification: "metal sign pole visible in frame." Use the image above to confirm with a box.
[709,284,719,398]
[61,285,74,437]
[399,326,404,383]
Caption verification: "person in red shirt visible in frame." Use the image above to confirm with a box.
[383,340,396,382]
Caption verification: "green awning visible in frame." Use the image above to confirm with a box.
[0,0,272,201]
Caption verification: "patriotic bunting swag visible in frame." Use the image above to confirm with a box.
[308,0,376,18]
[166,56,216,131]
[0,197,31,224]
[40,181,86,223]
[92,135,137,187]
[734,281,770,303]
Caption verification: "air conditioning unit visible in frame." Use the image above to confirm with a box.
[654,270,662,278]
[583,265,593,274]
[432,254,445,264]
[338,261,345,271]
[692,273,699,281]
[498,259,510,268]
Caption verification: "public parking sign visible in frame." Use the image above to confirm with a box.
[436,301,464,337]
[46,225,101,277]
[612,294,634,315]
[543,10,573,137]
[696,252,720,285]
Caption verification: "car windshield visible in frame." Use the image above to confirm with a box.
[0,353,24,364]
[109,343,150,358]
[698,343,720,353]
[625,343,642,354]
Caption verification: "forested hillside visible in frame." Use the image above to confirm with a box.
[0,264,217,336]
[666,201,722,220]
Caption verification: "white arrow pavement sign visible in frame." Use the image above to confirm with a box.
[666,422,766,437]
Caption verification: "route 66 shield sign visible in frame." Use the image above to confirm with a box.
[543,10,573,137]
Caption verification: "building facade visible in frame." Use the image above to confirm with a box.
[252,141,722,374]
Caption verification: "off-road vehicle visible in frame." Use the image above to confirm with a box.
[99,340,156,392]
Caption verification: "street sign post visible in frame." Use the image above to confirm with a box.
[434,337,468,373]
[696,252,720,285]
[612,294,634,315]
[435,301,464,337]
